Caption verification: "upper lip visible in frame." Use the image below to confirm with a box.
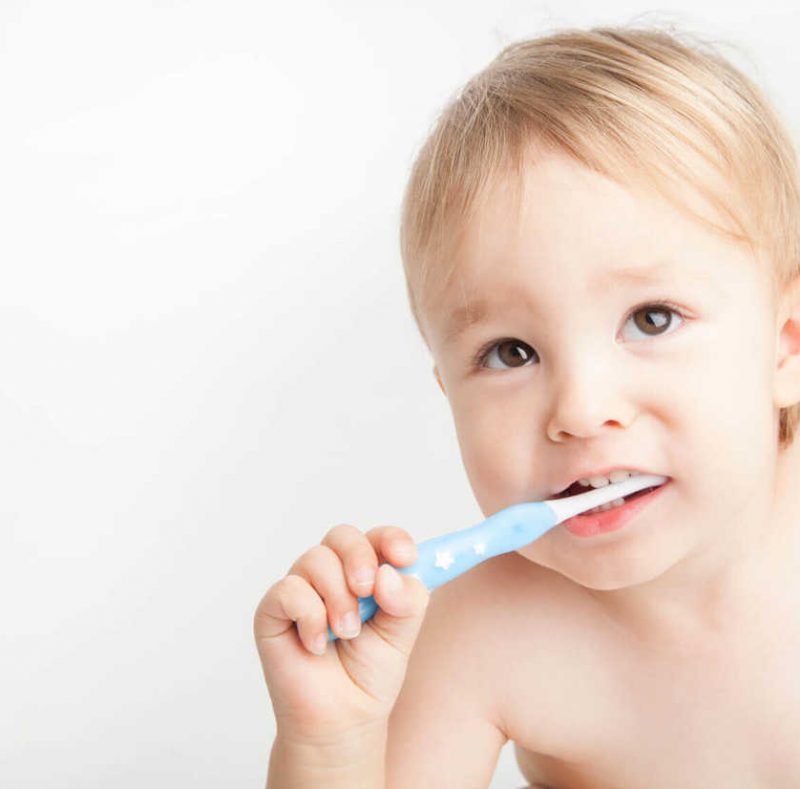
[548,465,669,498]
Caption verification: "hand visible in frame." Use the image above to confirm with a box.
[253,524,430,741]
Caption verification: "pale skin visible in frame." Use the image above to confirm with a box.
[255,149,800,787]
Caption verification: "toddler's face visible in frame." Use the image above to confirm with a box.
[423,152,783,591]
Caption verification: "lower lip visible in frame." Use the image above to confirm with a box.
[562,481,671,538]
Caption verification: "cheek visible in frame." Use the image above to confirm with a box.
[653,314,770,427]
[668,320,776,505]
[450,396,544,512]
[454,396,533,467]
[689,321,774,433]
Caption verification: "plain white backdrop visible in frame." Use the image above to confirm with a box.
[1,1,798,786]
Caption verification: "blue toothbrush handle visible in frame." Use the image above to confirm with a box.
[326,500,558,641]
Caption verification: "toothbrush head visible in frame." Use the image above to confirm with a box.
[544,473,669,523]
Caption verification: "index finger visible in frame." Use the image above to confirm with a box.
[320,523,418,597]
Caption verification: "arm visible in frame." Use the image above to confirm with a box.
[385,567,509,788]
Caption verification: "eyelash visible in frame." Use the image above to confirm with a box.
[470,300,686,370]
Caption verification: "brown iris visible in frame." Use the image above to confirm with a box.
[496,340,535,367]
[633,306,671,335]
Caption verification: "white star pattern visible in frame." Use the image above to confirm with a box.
[434,550,455,570]
[473,542,487,555]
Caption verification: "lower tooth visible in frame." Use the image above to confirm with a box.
[586,497,626,514]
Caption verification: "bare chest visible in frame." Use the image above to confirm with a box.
[505,605,800,788]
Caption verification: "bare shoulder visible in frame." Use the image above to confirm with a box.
[469,554,635,768]
[386,553,580,787]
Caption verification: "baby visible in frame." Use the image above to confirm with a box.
[254,24,800,788]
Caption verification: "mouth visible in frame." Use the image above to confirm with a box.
[561,478,671,537]
[553,478,666,506]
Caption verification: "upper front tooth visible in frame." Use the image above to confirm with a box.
[579,470,641,487]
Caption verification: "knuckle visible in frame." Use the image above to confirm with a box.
[281,573,307,593]
[291,544,336,573]
[323,522,361,542]
[281,575,326,621]
[322,526,376,570]
[278,574,309,607]
[290,557,353,609]
[370,524,406,542]
[392,527,414,544]
[309,543,337,562]
[380,528,415,556]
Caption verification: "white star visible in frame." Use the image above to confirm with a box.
[434,550,455,570]
[473,542,487,555]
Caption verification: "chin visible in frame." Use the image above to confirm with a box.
[516,539,686,592]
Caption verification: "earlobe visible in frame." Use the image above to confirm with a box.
[774,277,800,408]
[433,365,447,397]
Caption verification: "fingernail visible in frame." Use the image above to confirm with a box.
[311,634,327,655]
[383,564,403,593]
[339,611,361,638]
[353,567,375,588]
[392,542,414,559]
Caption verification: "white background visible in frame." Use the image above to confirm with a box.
[1,2,798,787]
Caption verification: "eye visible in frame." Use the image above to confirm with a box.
[474,339,537,370]
[622,302,684,341]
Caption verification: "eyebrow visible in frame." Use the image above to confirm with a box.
[443,263,679,344]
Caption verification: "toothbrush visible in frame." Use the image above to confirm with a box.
[326,473,668,641]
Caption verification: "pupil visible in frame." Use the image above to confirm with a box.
[636,307,670,334]
[499,341,533,367]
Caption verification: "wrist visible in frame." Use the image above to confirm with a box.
[268,722,387,789]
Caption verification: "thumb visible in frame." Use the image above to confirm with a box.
[367,562,431,652]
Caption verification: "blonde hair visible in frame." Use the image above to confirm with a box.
[399,24,800,448]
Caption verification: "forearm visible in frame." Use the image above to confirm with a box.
[266,724,387,789]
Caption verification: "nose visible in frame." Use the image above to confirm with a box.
[545,358,636,442]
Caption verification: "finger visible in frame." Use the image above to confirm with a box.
[253,574,329,657]
[320,523,380,598]
[364,525,419,569]
[288,544,362,641]
[366,563,430,653]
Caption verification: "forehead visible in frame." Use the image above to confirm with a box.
[458,154,704,267]
[427,154,752,343]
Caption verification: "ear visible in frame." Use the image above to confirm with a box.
[433,365,447,397]
[774,276,800,409]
